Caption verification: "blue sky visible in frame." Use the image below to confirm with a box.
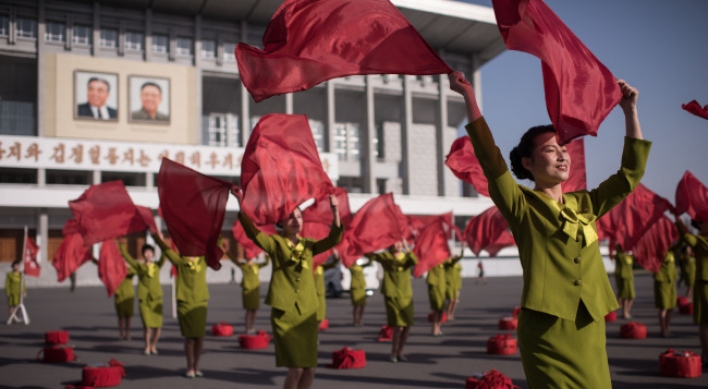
[458,0,708,202]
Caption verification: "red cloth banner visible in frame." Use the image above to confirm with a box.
[97,239,128,297]
[561,138,587,192]
[339,193,405,267]
[675,170,708,220]
[682,100,708,120]
[492,0,621,145]
[301,187,352,267]
[236,0,452,102]
[23,236,41,278]
[157,158,234,270]
[413,213,454,278]
[598,184,674,251]
[464,206,515,257]
[52,220,93,282]
[445,136,489,196]
[240,114,334,225]
[69,181,155,246]
[631,216,678,273]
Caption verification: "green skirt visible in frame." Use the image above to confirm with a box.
[139,298,163,328]
[271,306,318,368]
[316,292,326,321]
[350,287,367,307]
[517,303,611,389]
[7,294,20,306]
[385,296,414,327]
[445,285,459,300]
[114,297,134,318]
[615,277,635,299]
[428,285,446,311]
[684,263,696,287]
[243,288,260,311]
[654,280,677,310]
[177,301,207,338]
[694,280,708,325]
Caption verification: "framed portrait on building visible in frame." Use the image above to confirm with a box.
[129,75,171,124]
[74,70,119,121]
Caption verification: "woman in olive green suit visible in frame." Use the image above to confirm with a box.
[224,248,270,334]
[111,259,136,341]
[426,262,446,336]
[449,71,648,388]
[152,233,209,378]
[366,240,418,362]
[5,261,25,320]
[119,240,166,355]
[349,257,372,326]
[240,195,342,389]
[681,245,696,300]
[613,244,636,319]
[654,249,677,338]
[677,216,708,366]
[444,248,464,320]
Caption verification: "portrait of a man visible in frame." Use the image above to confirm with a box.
[129,76,170,123]
[74,71,119,121]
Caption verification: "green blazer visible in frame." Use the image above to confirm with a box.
[349,259,372,290]
[228,254,270,292]
[153,236,209,304]
[368,252,418,303]
[239,212,343,314]
[654,251,677,283]
[426,263,447,287]
[5,272,24,298]
[679,230,708,282]
[120,242,166,302]
[614,252,634,280]
[467,117,651,322]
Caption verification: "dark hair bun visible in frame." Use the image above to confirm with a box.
[510,146,533,181]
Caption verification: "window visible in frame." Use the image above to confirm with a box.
[175,37,193,56]
[100,28,117,48]
[334,123,361,162]
[205,113,240,147]
[101,171,146,187]
[16,18,37,39]
[46,170,90,185]
[0,100,36,136]
[309,120,325,152]
[223,42,236,62]
[377,178,387,195]
[72,25,92,45]
[201,39,216,59]
[125,31,144,51]
[0,15,8,37]
[375,124,385,159]
[151,34,168,53]
[45,21,65,43]
[0,168,37,184]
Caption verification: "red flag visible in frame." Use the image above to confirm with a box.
[675,170,708,220]
[561,138,587,192]
[408,213,463,243]
[157,158,234,270]
[632,216,678,273]
[600,184,674,251]
[464,206,515,257]
[232,220,277,260]
[69,181,155,246]
[339,193,405,267]
[445,136,489,196]
[301,187,352,267]
[52,225,93,282]
[492,0,621,145]
[413,214,455,278]
[98,240,128,297]
[682,100,708,120]
[241,114,334,225]
[235,0,452,102]
[23,236,41,278]
[136,206,158,234]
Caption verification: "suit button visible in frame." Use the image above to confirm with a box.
[295,289,299,293]
[296,277,300,281]
[574,279,582,286]
[574,257,581,264]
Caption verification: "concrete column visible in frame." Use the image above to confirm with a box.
[37,168,46,187]
[401,75,413,195]
[92,2,100,56]
[326,81,335,153]
[145,171,154,190]
[364,75,376,194]
[92,170,101,184]
[437,75,449,196]
[38,211,48,263]
[144,9,152,62]
[285,93,293,114]
[472,54,483,114]
[194,15,203,145]
[239,21,250,146]
[36,0,46,137]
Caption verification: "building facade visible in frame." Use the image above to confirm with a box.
[0,0,504,271]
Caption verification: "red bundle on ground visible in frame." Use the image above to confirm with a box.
[239,331,271,350]
[377,325,394,342]
[620,322,647,339]
[329,347,366,369]
[80,359,126,388]
[211,322,234,337]
[466,369,522,389]
[604,311,617,322]
[659,349,702,378]
[486,334,517,355]
[37,346,76,363]
[45,330,69,346]
[498,317,518,330]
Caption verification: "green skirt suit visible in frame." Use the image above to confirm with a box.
[681,253,696,288]
[5,272,24,306]
[114,267,136,318]
[444,256,463,300]
[240,212,343,368]
[654,251,677,310]
[119,243,166,328]
[678,229,708,324]
[229,255,270,311]
[369,251,418,327]
[426,264,447,311]
[467,117,650,389]
[349,260,372,307]
[614,252,636,299]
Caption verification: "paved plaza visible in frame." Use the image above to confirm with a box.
[1,273,705,388]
